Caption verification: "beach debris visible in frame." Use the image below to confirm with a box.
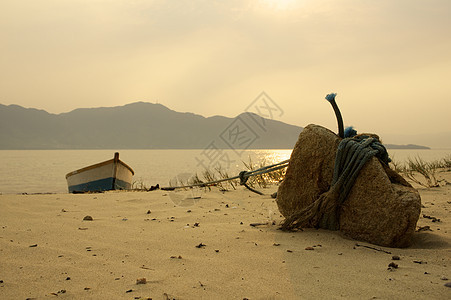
[354,243,392,254]
[83,215,93,221]
[50,290,66,296]
[66,277,71,280]
[136,278,147,284]
[445,282,451,288]
[0,280,3,284]
[84,287,91,291]
[276,124,421,248]
[170,255,183,259]
[29,244,38,247]
[271,192,277,199]
[440,276,449,281]
[161,187,175,191]
[146,210,151,214]
[273,243,281,246]
[416,226,432,232]
[195,242,206,248]
[388,262,399,270]
[305,247,314,251]
[215,249,220,253]
[163,292,177,300]
[392,255,400,260]
[78,227,88,230]
[148,184,159,191]
[413,260,427,264]
[249,222,268,227]
[422,214,440,222]
[61,209,67,212]
[126,289,133,293]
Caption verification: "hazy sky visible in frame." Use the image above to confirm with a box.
[1,0,451,147]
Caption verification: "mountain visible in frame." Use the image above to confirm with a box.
[0,102,303,150]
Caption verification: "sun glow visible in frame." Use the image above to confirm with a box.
[260,0,297,11]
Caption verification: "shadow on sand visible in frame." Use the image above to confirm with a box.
[409,231,450,249]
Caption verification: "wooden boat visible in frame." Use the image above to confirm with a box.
[66,152,134,193]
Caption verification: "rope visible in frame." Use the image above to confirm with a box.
[281,136,390,231]
[160,159,289,195]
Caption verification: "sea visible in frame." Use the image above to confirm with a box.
[0,149,450,195]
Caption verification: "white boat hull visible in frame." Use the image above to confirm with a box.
[66,153,134,193]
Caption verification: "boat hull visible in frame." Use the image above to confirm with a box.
[66,153,134,193]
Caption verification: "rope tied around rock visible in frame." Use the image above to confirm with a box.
[281,136,390,231]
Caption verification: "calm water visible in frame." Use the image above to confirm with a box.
[0,149,449,194]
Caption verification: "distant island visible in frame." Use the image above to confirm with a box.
[0,102,431,150]
[384,144,430,150]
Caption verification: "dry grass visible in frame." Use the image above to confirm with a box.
[161,154,451,191]
[131,178,149,191]
[242,157,286,189]
[401,156,440,188]
[168,156,287,192]
[441,154,451,170]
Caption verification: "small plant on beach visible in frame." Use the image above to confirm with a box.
[242,156,287,188]
[401,156,440,188]
[389,158,404,174]
[132,178,149,191]
[172,156,287,192]
[214,165,238,190]
[441,155,451,170]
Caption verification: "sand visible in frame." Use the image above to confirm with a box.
[0,173,450,299]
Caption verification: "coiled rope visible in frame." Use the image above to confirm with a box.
[281,136,390,231]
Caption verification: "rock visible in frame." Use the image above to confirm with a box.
[195,243,206,248]
[277,125,339,217]
[276,124,421,248]
[388,262,398,269]
[83,215,93,221]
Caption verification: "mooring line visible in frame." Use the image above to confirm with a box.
[160,159,289,195]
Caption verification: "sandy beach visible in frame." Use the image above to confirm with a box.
[0,173,450,299]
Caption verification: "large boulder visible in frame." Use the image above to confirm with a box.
[276,124,421,248]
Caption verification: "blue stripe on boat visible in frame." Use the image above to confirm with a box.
[68,177,132,193]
